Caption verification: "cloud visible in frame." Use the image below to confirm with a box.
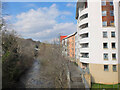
[13,4,76,42]
[66,3,75,7]
[3,16,13,21]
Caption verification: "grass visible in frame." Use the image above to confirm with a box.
[91,83,120,89]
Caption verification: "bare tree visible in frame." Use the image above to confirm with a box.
[37,43,69,88]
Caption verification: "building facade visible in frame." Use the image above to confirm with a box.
[75,0,120,84]
[62,32,76,60]
[60,36,67,45]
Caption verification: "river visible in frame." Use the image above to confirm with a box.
[18,59,54,88]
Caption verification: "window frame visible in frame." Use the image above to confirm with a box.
[102,21,107,27]
[113,65,117,72]
[110,2,113,6]
[103,43,108,49]
[110,21,114,26]
[111,42,116,49]
[104,53,108,60]
[102,1,106,6]
[112,53,116,60]
[104,65,109,71]
[111,32,115,38]
[103,31,107,38]
[102,11,107,16]
[110,11,114,16]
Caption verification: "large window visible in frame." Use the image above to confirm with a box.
[102,11,107,16]
[104,65,109,71]
[102,21,107,27]
[111,32,115,37]
[110,11,114,16]
[104,53,108,60]
[102,1,106,6]
[113,65,117,72]
[103,32,107,38]
[112,53,116,60]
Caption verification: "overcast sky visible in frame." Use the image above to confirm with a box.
[3,2,77,43]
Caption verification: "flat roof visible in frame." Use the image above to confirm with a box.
[62,32,77,40]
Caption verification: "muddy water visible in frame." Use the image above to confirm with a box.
[18,59,53,88]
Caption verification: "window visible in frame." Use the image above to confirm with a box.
[79,23,88,29]
[104,65,109,71]
[113,65,117,72]
[80,33,88,39]
[110,21,114,26]
[111,32,115,37]
[102,11,107,16]
[110,2,113,6]
[104,53,108,60]
[103,32,107,38]
[80,43,89,48]
[80,13,88,21]
[102,1,106,6]
[110,11,114,16]
[102,21,107,27]
[80,53,89,58]
[112,53,116,60]
[112,43,116,48]
[103,43,108,48]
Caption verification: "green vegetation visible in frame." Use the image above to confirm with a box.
[91,83,120,89]
[73,62,78,66]
[2,24,40,88]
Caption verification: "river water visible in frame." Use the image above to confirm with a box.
[18,59,53,88]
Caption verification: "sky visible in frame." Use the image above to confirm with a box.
[3,2,77,43]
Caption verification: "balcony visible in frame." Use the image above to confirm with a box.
[80,53,89,58]
[80,13,88,21]
[76,1,88,19]
[80,33,88,39]
[80,43,89,48]
[79,23,88,30]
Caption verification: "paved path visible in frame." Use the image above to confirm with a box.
[69,62,85,88]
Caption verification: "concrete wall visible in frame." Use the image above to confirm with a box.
[89,63,119,84]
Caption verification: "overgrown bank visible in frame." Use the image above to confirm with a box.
[2,29,40,88]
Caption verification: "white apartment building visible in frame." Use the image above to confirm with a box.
[75,0,120,84]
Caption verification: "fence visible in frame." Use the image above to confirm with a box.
[78,66,91,88]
